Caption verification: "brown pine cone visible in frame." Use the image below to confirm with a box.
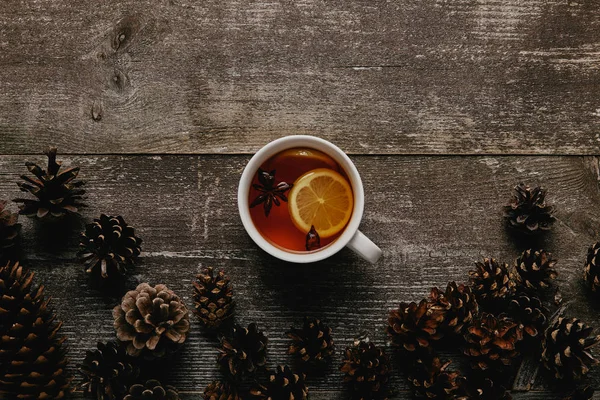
[387,299,445,354]
[429,282,479,336]
[562,386,594,400]
[217,323,268,380]
[469,257,515,313]
[193,267,234,330]
[113,283,190,359]
[463,313,523,373]
[409,351,460,399]
[287,317,335,372]
[542,317,600,381]
[14,147,86,219]
[504,183,555,234]
[124,380,179,400]
[456,376,512,400]
[584,242,600,293]
[506,293,548,342]
[513,249,557,291]
[0,200,19,263]
[340,336,391,400]
[203,380,242,400]
[0,261,71,399]
[250,365,308,400]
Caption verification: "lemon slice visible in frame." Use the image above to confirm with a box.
[268,148,338,171]
[288,168,353,238]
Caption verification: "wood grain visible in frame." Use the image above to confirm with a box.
[1,154,599,398]
[1,0,599,155]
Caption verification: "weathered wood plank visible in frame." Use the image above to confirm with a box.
[1,154,600,397]
[0,1,599,154]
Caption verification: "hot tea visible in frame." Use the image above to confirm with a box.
[248,147,354,252]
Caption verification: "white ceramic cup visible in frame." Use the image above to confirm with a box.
[237,135,382,264]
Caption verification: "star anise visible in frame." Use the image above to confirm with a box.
[306,225,320,251]
[250,169,292,217]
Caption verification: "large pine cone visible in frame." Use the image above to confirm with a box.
[340,337,391,400]
[79,341,139,400]
[429,282,479,336]
[506,293,547,342]
[203,380,242,400]
[250,365,308,400]
[79,214,142,280]
[469,257,515,313]
[0,261,71,399]
[0,200,19,263]
[562,386,594,400]
[584,242,600,293]
[124,380,179,400]
[217,323,268,380]
[388,299,445,354]
[463,313,523,373]
[113,283,190,359]
[287,317,335,372]
[513,249,557,291]
[14,147,85,219]
[408,351,460,399]
[456,377,512,400]
[192,267,234,330]
[504,183,555,234]
[542,317,600,381]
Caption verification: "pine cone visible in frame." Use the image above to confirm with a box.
[192,267,234,330]
[0,261,71,399]
[287,317,335,372]
[563,386,594,400]
[469,257,515,313]
[113,283,190,359]
[584,242,600,293]
[429,282,479,336]
[79,214,142,280]
[203,380,242,400]
[506,293,547,342]
[0,200,19,263]
[463,313,523,372]
[14,147,85,219]
[542,317,600,381]
[217,323,268,380]
[340,337,391,400]
[504,183,555,234]
[250,365,308,400]
[124,380,179,400]
[387,299,445,354]
[409,351,460,399]
[456,376,512,400]
[513,249,557,291]
[79,341,139,400]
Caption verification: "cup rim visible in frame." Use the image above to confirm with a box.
[237,135,364,263]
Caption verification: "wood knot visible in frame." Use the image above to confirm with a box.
[112,69,128,91]
[91,101,103,121]
[111,15,141,52]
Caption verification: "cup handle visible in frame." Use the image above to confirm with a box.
[346,230,382,264]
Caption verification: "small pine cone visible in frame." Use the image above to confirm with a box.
[463,313,523,372]
[469,257,515,313]
[79,341,139,400]
[192,267,234,330]
[124,380,179,400]
[287,317,335,372]
[387,299,445,354]
[542,317,600,381]
[113,283,190,359]
[563,386,594,400]
[250,365,308,400]
[14,147,86,219]
[513,249,558,291]
[79,214,142,280]
[504,183,555,234]
[0,200,19,263]
[456,377,512,400]
[203,380,242,400]
[340,337,391,400]
[409,351,460,399]
[429,282,479,336]
[0,261,71,399]
[584,242,600,293]
[217,323,268,380]
[506,293,548,342]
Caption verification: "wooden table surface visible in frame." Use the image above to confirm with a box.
[1,1,600,398]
